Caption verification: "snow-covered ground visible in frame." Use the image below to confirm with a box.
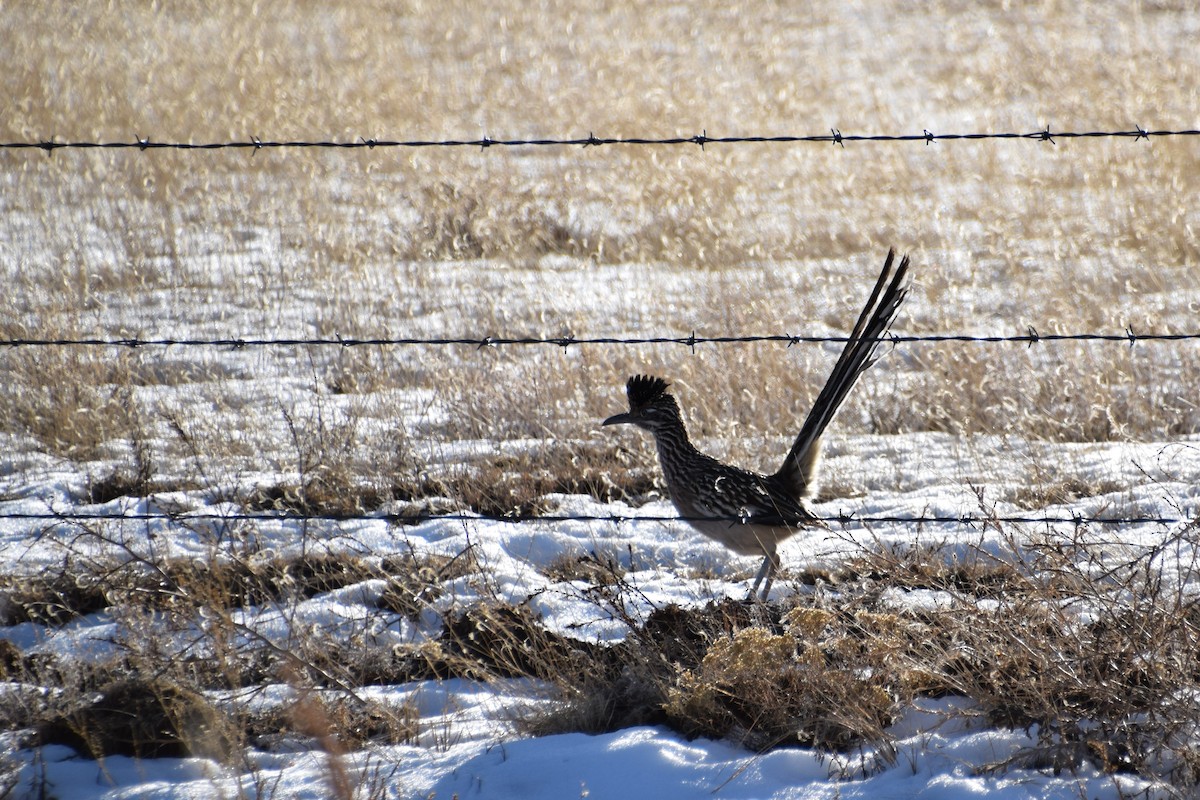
[3,421,1199,797]
[1,225,1197,799]
[8,720,1153,800]
[4,2,1200,797]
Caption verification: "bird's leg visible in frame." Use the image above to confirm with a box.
[748,550,780,601]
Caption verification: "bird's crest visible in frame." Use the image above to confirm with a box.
[625,374,670,409]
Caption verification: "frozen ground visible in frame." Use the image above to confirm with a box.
[1,227,1198,800]
[2,420,1199,797]
[3,2,1200,797]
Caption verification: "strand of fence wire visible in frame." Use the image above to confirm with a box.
[4,327,1198,350]
[3,510,1191,527]
[5,126,1199,155]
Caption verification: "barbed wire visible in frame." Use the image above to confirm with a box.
[4,126,1199,155]
[3,327,1197,351]
[1,510,1190,528]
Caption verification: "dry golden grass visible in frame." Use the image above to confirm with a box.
[523,524,1200,785]
[3,504,1200,787]
[2,4,1200,788]
[0,0,1195,578]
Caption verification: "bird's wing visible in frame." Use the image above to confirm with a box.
[693,469,812,526]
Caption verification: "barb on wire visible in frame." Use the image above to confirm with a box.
[0,510,1188,527]
[4,127,1198,155]
[3,329,1200,350]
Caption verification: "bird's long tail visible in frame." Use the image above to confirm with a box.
[772,249,910,498]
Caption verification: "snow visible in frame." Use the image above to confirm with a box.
[4,6,1199,793]
[3,424,1197,797]
[5,718,1158,800]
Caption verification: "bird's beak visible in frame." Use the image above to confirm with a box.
[602,412,633,427]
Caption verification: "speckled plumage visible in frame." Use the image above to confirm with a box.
[604,249,911,599]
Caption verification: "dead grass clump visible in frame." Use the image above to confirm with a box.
[1008,475,1125,511]
[0,653,130,735]
[527,600,760,738]
[242,478,406,518]
[237,435,657,520]
[521,532,1200,786]
[86,452,202,504]
[0,551,384,632]
[390,440,660,519]
[475,441,660,509]
[890,344,1200,442]
[255,553,378,600]
[543,551,628,586]
[150,553,382,613]
[175,649,275,693]
[842,543,1032,600]
[0,573,111,627]
[87,469,156,505]
[378,548,478,620]
[314,695,422,753]
[237,398,385,517]
[0,641,24,681]
[37,676,238,762]
[248,692,420,752]
[929,595,1200,778]
[525,597,904,755]
[0,341,148,461]
[865,530,1200,782]
[283,601,599,689]
[665,625,897,752]
[436,603,600,681]
[291,635,438,690]
[635,600,762,666]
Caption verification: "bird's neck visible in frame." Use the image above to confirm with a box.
[651,419,701,469]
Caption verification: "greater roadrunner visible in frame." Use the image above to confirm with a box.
[603,249,911,600]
